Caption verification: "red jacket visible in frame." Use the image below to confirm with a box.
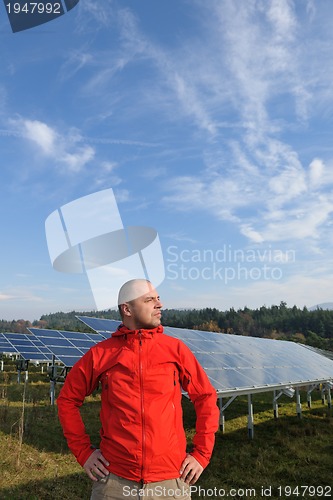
[57,325,219,483]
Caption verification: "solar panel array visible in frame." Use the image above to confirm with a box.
[1,317,333,398]
[167,327,333,396]
[0,324,111,368]
[77,317,333,397]
[0,332,53,362]
[28,328,106,367]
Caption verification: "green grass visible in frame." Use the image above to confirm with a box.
[0,369,332,499]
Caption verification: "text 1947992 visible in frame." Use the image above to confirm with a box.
[5,2,62,14]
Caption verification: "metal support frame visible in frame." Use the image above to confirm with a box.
[247,394,254,439]
[306,384,318,408]
[216,379,332,438]
[47,355,68,405]
[296,387,302,418]
[15,358,29,384]
[218,397,224,432]
[273,390,279,418]
[273,386,295,418]
[325,382,332,409]
[218,395,238,433]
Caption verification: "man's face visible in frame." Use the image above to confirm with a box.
[124,287,163,329]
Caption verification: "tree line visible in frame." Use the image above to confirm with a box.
[1,302,333,351]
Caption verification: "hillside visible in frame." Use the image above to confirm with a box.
[1,302,333,352]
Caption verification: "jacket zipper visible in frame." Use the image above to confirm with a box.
[139,331,146,481]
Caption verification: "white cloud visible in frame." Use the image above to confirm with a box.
[268,165,307,199]
[162,148,333,244]
[22,119,57,155]
[139,166,168,180]
[165,232,198,244]
[60,145,95,173]
[114,188,130,203]
[58,51,93,82]
[261,198,333,241]
[74,0,115,34]
[309,158,325,187]
[267,0,297,41]
[73,6,220,138]
[0,293,15,300]
[9,117,95,173]
[92,161,122,190]
[101,161,118,173]
[240,225,264,244]
[156,1,333,248]
[0,288,45,304]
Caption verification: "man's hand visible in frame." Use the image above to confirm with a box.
[83,449,110,482]
[180,454,204,485]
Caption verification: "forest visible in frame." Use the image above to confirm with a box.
[1,301,333,351]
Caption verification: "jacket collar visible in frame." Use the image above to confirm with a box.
[112,324,163,338]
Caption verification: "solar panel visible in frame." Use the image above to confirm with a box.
[75,317,333,397]
[0,333,19,355]
[165,327,333,395]
[76,316,121,335]
[0,332,53,362]
[302,344,333,361]
[28,328,106,367]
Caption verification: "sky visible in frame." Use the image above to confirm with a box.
[1,0,333,321]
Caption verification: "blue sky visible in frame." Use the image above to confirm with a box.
[1,0,333,321]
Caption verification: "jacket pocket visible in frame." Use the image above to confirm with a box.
[145,361,178,397]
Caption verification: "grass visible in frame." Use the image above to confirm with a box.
[0,366,332,499]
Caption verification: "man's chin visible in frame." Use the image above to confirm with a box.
[136,318,161,329]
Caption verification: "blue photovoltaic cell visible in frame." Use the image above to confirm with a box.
[50,346,83,356]
[86,333,106,342]
[31,329,64,338]
[28,327,106,367]
[46,338,74,347]
[79,348,91,355]
[77,316,120,335]
[60,331,91,340]
[70,338,95,348]
[76,317,333,396]
[0,333,53,362]
[59,356,83,367]
[0,334,19,354]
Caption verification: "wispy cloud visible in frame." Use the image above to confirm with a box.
[159,0,333,247]
[0,288,44,303]
[8,117,95,173]
[0,293,15,301]
[91,161,122,190]
[75,0,115,33]
[64,4,220,138]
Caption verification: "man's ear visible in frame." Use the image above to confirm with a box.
[122,303,132,317]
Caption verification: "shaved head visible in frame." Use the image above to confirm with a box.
[118,279,154,305]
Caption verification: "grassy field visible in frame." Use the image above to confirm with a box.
[0,366,332,500]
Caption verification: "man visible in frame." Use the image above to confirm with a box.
[57,279,219,499]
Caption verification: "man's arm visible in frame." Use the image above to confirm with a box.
[57,350,101,468]
[178,342,220,477]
